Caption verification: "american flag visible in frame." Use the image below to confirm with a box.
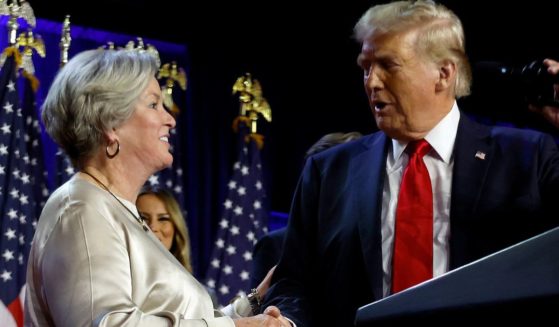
[21,72,49,220]
[0,49,38,327]
[206,120,269,306]
[54,149,74,187]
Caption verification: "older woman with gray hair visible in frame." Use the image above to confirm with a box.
[24,49,290,327]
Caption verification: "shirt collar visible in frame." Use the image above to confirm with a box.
[392,101,460,164]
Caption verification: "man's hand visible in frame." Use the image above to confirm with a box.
[233,306,291,327]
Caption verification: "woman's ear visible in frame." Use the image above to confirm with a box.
[104,128,121,159]
[435,60,456,93]
[105,128,118,144]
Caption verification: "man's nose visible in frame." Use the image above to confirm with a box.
[365,66,383,91]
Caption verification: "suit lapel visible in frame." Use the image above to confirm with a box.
[449,113,494,267]
[354,133,388,300]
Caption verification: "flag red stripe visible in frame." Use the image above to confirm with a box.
[7,297,23,327]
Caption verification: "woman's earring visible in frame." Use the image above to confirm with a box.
[106,140,120,158]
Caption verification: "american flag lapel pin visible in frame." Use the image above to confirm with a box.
[475,151,486,160]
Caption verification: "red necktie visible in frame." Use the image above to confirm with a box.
[392,139,433,294]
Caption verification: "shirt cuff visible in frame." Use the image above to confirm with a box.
[220,296,252,318]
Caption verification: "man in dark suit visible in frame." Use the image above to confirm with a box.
[250,132,363,289]
[263,1,559,326]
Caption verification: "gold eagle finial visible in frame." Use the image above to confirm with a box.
[232,73,272,134]
[125,37,160,68]
[0,1,35,26]
[18,0,35,27]
[157,61,187,114]
[16,28,45,75]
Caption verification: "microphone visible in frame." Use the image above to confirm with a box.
[474,60,559,106]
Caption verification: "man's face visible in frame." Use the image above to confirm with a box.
[357,29,449,141]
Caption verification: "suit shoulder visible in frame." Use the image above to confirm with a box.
[310,132,382,160]
[463,114,555,144]
[490,124,557,146]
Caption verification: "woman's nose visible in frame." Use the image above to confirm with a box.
[148,220,158,231]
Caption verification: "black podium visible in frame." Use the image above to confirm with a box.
[355,227,559,325]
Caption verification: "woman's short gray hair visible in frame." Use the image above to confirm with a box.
[41,49,159,168]
[354,0,472,98]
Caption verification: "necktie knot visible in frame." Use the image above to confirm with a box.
[406,139,431,158]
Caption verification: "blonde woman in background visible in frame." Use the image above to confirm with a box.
[137,186,193,272]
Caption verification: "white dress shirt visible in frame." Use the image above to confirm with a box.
[381,102,460,297]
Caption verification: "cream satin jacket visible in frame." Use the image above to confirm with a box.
[25,175,235,327]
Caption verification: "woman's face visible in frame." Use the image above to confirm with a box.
[137,193,175,250]
[115,76,176,174]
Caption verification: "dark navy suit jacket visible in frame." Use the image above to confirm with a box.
[263,113,559,327]
[250,227,286,289]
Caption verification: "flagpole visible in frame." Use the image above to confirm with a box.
[206,73,271,306]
